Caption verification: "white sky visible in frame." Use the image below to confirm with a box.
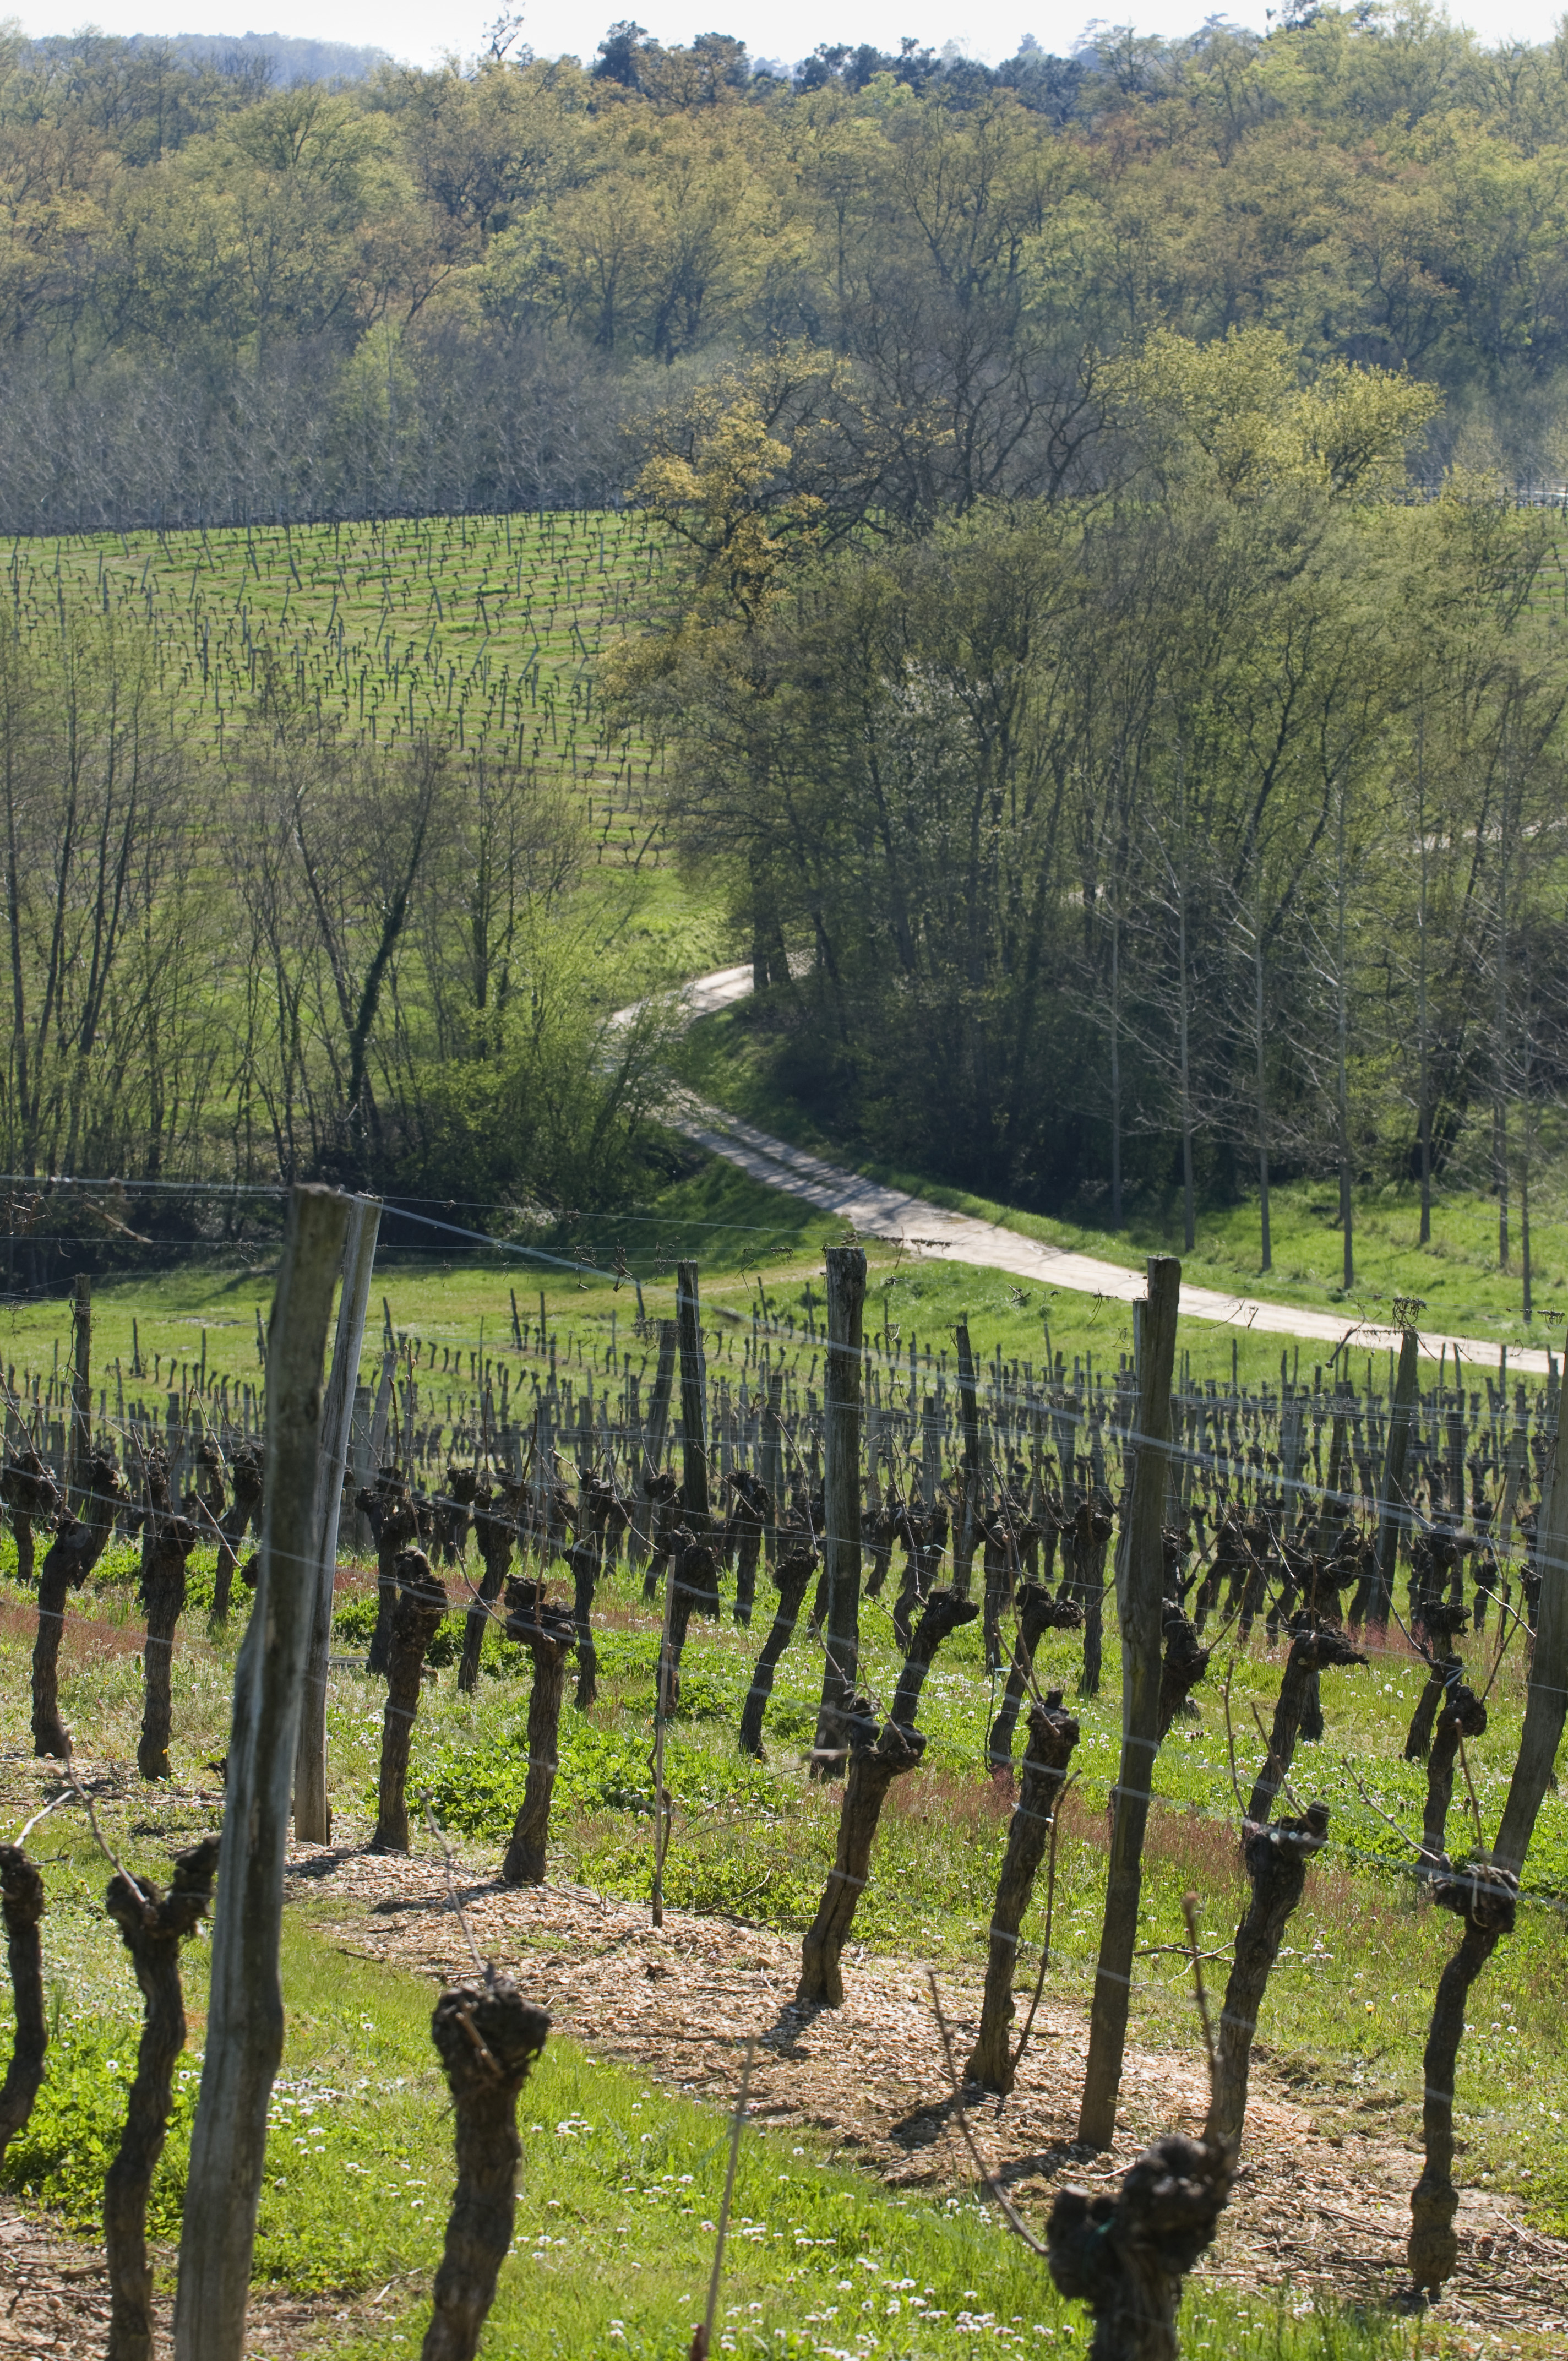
[10,0,1562,79]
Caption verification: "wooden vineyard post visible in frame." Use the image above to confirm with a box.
[952,1319,980,1598]
[295,1193,382,1844]
[69,1274,90,1514]
[1372,1326,1420,1623]
[813,1245,866,1771]
[172,1183,349,2361]
[634,1319,677,1586]
[1077,1255,1180,2151]
[676,1263,711,1538]
[760,1369,783,1569]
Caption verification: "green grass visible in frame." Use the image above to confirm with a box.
[674,999,1567,1356]
[0,1164,1549,1488]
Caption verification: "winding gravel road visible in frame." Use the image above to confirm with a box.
[649,965,1555,1377]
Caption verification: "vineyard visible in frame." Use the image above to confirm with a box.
[2,1200,1568,2358]
[2,508,671,857]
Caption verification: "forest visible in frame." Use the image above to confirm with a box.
[7,6,1568,525]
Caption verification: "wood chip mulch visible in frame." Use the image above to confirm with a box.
[287,1830,1568,2350]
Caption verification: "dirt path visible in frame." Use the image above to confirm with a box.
[289,1838,1568,2352]
[654,964,1553,1377]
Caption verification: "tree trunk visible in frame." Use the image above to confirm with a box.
[989,1585,1083,1771]
[1408,1870,1517,2297]
[1205,1805,1330,2152]
[105,1838,221,2361]
[364,1478,421,1675]
[137,1495,199,1783]
[421,1979,551,2361]
[968,1694,1081,2090]
[211,1444,263,1628]
[459,1485,516,1693]
[3,1444,59,1589]
[0,1843,46,2163]
[32,1453,124,1760]
[500,1580,575,1885]
[1419,1683,1487,1868]
[1078,1257,1179,2151]
[569,1535,600,1711]
[739,1535,817,1758]
[796,1590,976,2006]
[1048,2132,1232,2358]
[1246,1624,1366,1827]
[372,1552,448,1852]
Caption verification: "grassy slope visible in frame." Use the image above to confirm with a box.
[0,1556,1521,2360]
[0,1156,1491,1416]
[675,1000,1567,1358]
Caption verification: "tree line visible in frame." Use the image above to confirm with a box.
[0,620,674,1256]
[10,8,1568,526]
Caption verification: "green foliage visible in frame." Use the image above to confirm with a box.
[1,2015,198,2235]
[406,1702,778,1840]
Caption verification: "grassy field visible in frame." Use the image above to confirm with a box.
[0,1503,1558,2356]
[0,1143,1510,1448]
[3,511,673,858]
[674,1004,1566,1357]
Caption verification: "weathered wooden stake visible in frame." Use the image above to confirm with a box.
[172,1183,348,2361]
[296,1193,382,1843]
[813,1244,865,1774]
[1077,1255,1180,2151]
[1372,1328,1420,1622]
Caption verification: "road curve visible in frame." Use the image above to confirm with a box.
[647,964,1555,1378]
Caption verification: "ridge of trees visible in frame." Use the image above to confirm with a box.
[8,8,1568,525]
